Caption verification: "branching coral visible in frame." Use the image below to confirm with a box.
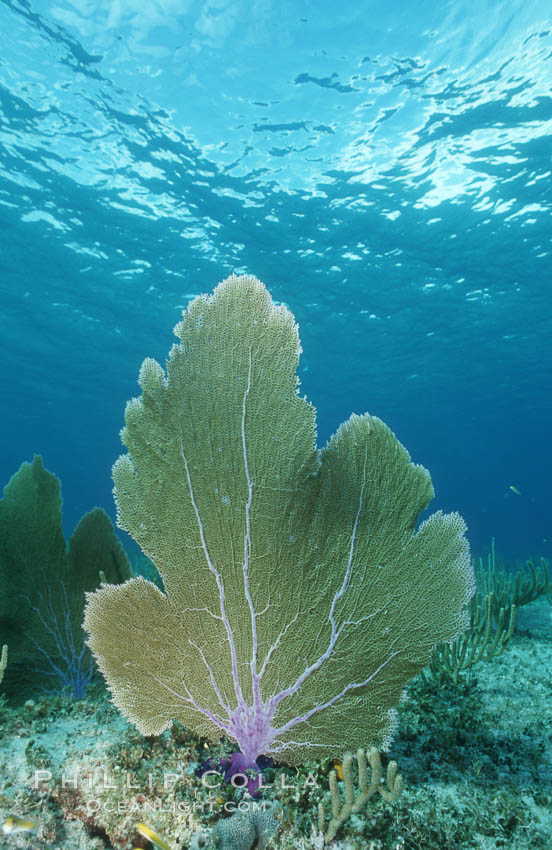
[318,748,403,843]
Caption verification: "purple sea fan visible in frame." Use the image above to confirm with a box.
[84,275,474,766]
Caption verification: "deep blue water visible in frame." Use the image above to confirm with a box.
[1,0,551,562]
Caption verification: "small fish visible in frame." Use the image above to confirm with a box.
[136,823,172,850]
[2,815,39,835]
[509,485,522,495]
[331,758,344,781]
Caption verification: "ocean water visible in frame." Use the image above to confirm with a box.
[1,1,551,561]
[1,5,552,849]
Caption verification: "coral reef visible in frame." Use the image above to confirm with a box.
[0,607,550,849]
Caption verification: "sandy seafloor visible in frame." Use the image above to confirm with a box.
[0,599,550,850]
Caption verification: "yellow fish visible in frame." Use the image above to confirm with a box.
[509,485,522,495]
[136,823,172,850]
[2,815,39,834]
[331,758,344,781]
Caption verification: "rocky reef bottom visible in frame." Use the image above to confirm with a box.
[0,599,550,850]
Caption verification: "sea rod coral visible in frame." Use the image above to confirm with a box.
[84,274,474,767]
